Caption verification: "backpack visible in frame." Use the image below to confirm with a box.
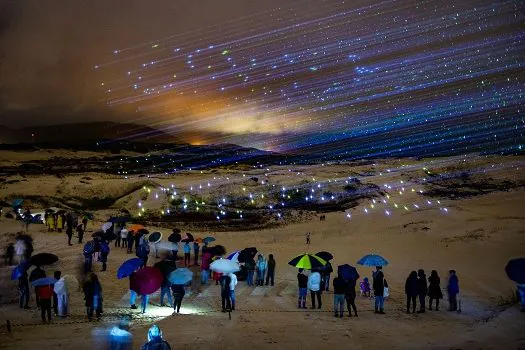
[220,275,231,292]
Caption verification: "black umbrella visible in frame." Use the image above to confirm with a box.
[137,228,149,236]
[30,253,58,267]
[149,232,162,243]
[208,245,226,256]
[181,232,194,243]
[168,232,181,243]
[238,247,257,263]
[119,208,131,215]
[102,231,118,241]
[154,260,177,277]
[91,230,104,238]
[505,258,525,284]
[316,251,334,261]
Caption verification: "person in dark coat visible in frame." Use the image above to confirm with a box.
[18,270,30,309]
[447,270,459,311]
[77,224,84,244]
[193,241,200,266]
[427,270,443,311]
[171,284,185,314]
[417,269,428,313]
[53,270,61,315]
[220,274,232,312]
[297,268,308,309]
[332,274,347,318]
[140,325,171,350]
[373,266,387,314]
[136,241,150,268]
[322,262,333,292]
[29,266,46,309]
[405,271,418,313]
[127,232,135,254]
[345,275,359,317]
[265,254,276,286]
[66,213,73,246]
[83,273,103,321]
[5,243,14,265]
[100,240,110,271]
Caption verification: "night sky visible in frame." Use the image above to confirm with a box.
[1,0,524,155]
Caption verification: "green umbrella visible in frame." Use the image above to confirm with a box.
[288,254,327,270]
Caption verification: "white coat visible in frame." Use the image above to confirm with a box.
[308,272,321,292]
[53,277,69,317]
[229,273,238,291]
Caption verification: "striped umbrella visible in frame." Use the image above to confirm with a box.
[288,254,327,270]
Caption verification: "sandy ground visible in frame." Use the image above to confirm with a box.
[0,155,525,349]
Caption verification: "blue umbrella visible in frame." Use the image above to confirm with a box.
[11,198,24,208]
[357,254,389,267]
[32,277,57,287]
[83,241,95,255]
[203,236,216,244]
[11,261,30,280]
[338,264,360,280]
[168,268,193,285]
[505,258,525,284]
[117,258,143,279]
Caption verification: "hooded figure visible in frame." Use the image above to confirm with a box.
[54,276,69,317]
[405,271,418,314]
[140,325,171,350]
[417,269,428,313]
[427,270,443,311]
[256,254,267,286]
[108,317,133,350]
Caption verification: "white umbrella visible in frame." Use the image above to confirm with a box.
[102,222,112,232]
[210,258,240,274]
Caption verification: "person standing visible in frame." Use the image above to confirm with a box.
[428,270,443,311]
[56,214,64,233]
[517,284,525,312]
[171,241,179,261]
[245,257,255,286]
[297,269,308,309]
[405,271,418,314]
[171,284,185,314]
[322,261,333,292]
[18,270,30,309]
[66,213,73,246]
[37,283,53,323]
[84,245,93,273]
[83,273,103,321]
[23,208,32,232]
[5,243,14,265]
[100,240,110,272]
[77,224,84,244]
[140,325,171,350]
[54,275,69,318]
[82,215,88,232]
[183,242,191,267]
[306,232,311,245]
[114,226,122,248]
[48,214,55,232]
[417,269,428,313]
[229,272,238,311]
[345,274,359,317]
[14,239,26,264]
[159,278,173,308]
[308,270,322,309]
[332,274,346,318]
[52,270,61,316]
[265,254,276,286]
[120,229,128,249]
[200,249,211,285]
[219,273,232,312]
[373,266,387,314]
[136,240,150,268]
[447,270,459,311]
[256,254,267,286]
[193,241,200,266]
[29,265,46,309]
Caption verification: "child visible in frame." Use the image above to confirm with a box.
[360,277,371,297]
[37,283,54,323]
[447,270,459,311]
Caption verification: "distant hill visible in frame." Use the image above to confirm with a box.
[0,122,175,144]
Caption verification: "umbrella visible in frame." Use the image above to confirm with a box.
[92,230,104,238]
[128,224,145,233]
[83,241,95,255]
[288,254,327,270]
[137,228,149,236]
[168,232,181,243]
[238,247,257,263]
[316,251,334,261]
[195,237,203,244]
[181,232,194,243]
[45,207,58,213]
[210,258,240,274]
[505,258,525,284]
[117,258,143,279]
[102,231,118,241]
[357,254,389,267]
[154,260,177,277]
[130,267,163,295]
[168,268,193,285]
[227,250,240,262]
[338,264,360,280]
[11,198,24,208]
[148,232,162,243]
[119,208,131,215]
[32,277,57,287]
[108,216,130,223]
[208,245,226,256]
[11,261,31,280]
[30,253,59,266]
[203,236,216,244]
[102,222,112,232]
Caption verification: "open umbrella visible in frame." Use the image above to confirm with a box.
[338,264,360,280]
[181,232,194,243]
[102,222,113,232]
[238,247,257,263]
[210,258,240,274]
[505,258,525,284]
[316,251,334,261]
[168,232,181,243]
[32,277,57,287]
[168,268,193,285]
[130,267,163,295]
[137,228,149,236]
[357,254,389,267]
[128,224,145,233]
[83,241,95,255]
[119,208,131,215]
[154,260,177,277]
[208,245,226,256]
[108,216,130,223]
[117,258,143,279]
[30,253,58,266]
[288,254,327,270]
[11,198,24,208]
[11,261,30,280]
[195,237,203,244]
[227,250,240,262]
[148,232,162,243]
[203,236,216,244]
[92,230,104,238]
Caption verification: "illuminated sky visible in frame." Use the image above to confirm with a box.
[1,0,523,155]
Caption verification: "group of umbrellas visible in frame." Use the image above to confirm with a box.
[11,252,61,287]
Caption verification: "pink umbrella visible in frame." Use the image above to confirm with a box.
[130,267,163,295]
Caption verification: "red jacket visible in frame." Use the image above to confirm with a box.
[37,285,53,299]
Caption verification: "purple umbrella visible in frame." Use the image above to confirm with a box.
[130,267,163,295]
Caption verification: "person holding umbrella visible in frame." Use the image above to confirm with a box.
[136,240,150,268]
[219,273,232,312]
[169,268,193,314]
[373,266,387,314]
[200,249,212,285]
[338,264,359,317]
[29,265,46,309]
[18,270,30,309]
[229,272,238,311]
[83,272,103,321]
[308,269,322,309]
[36,282,54,323]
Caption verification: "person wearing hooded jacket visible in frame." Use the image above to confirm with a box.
[405,271,418,314]
[373,266,387,314]
[140,325,171,350]
[229,272,238,311]
[308,271,322,309]
[256,254,267,286]
[427,270,443,311]
[417,269,428,313]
